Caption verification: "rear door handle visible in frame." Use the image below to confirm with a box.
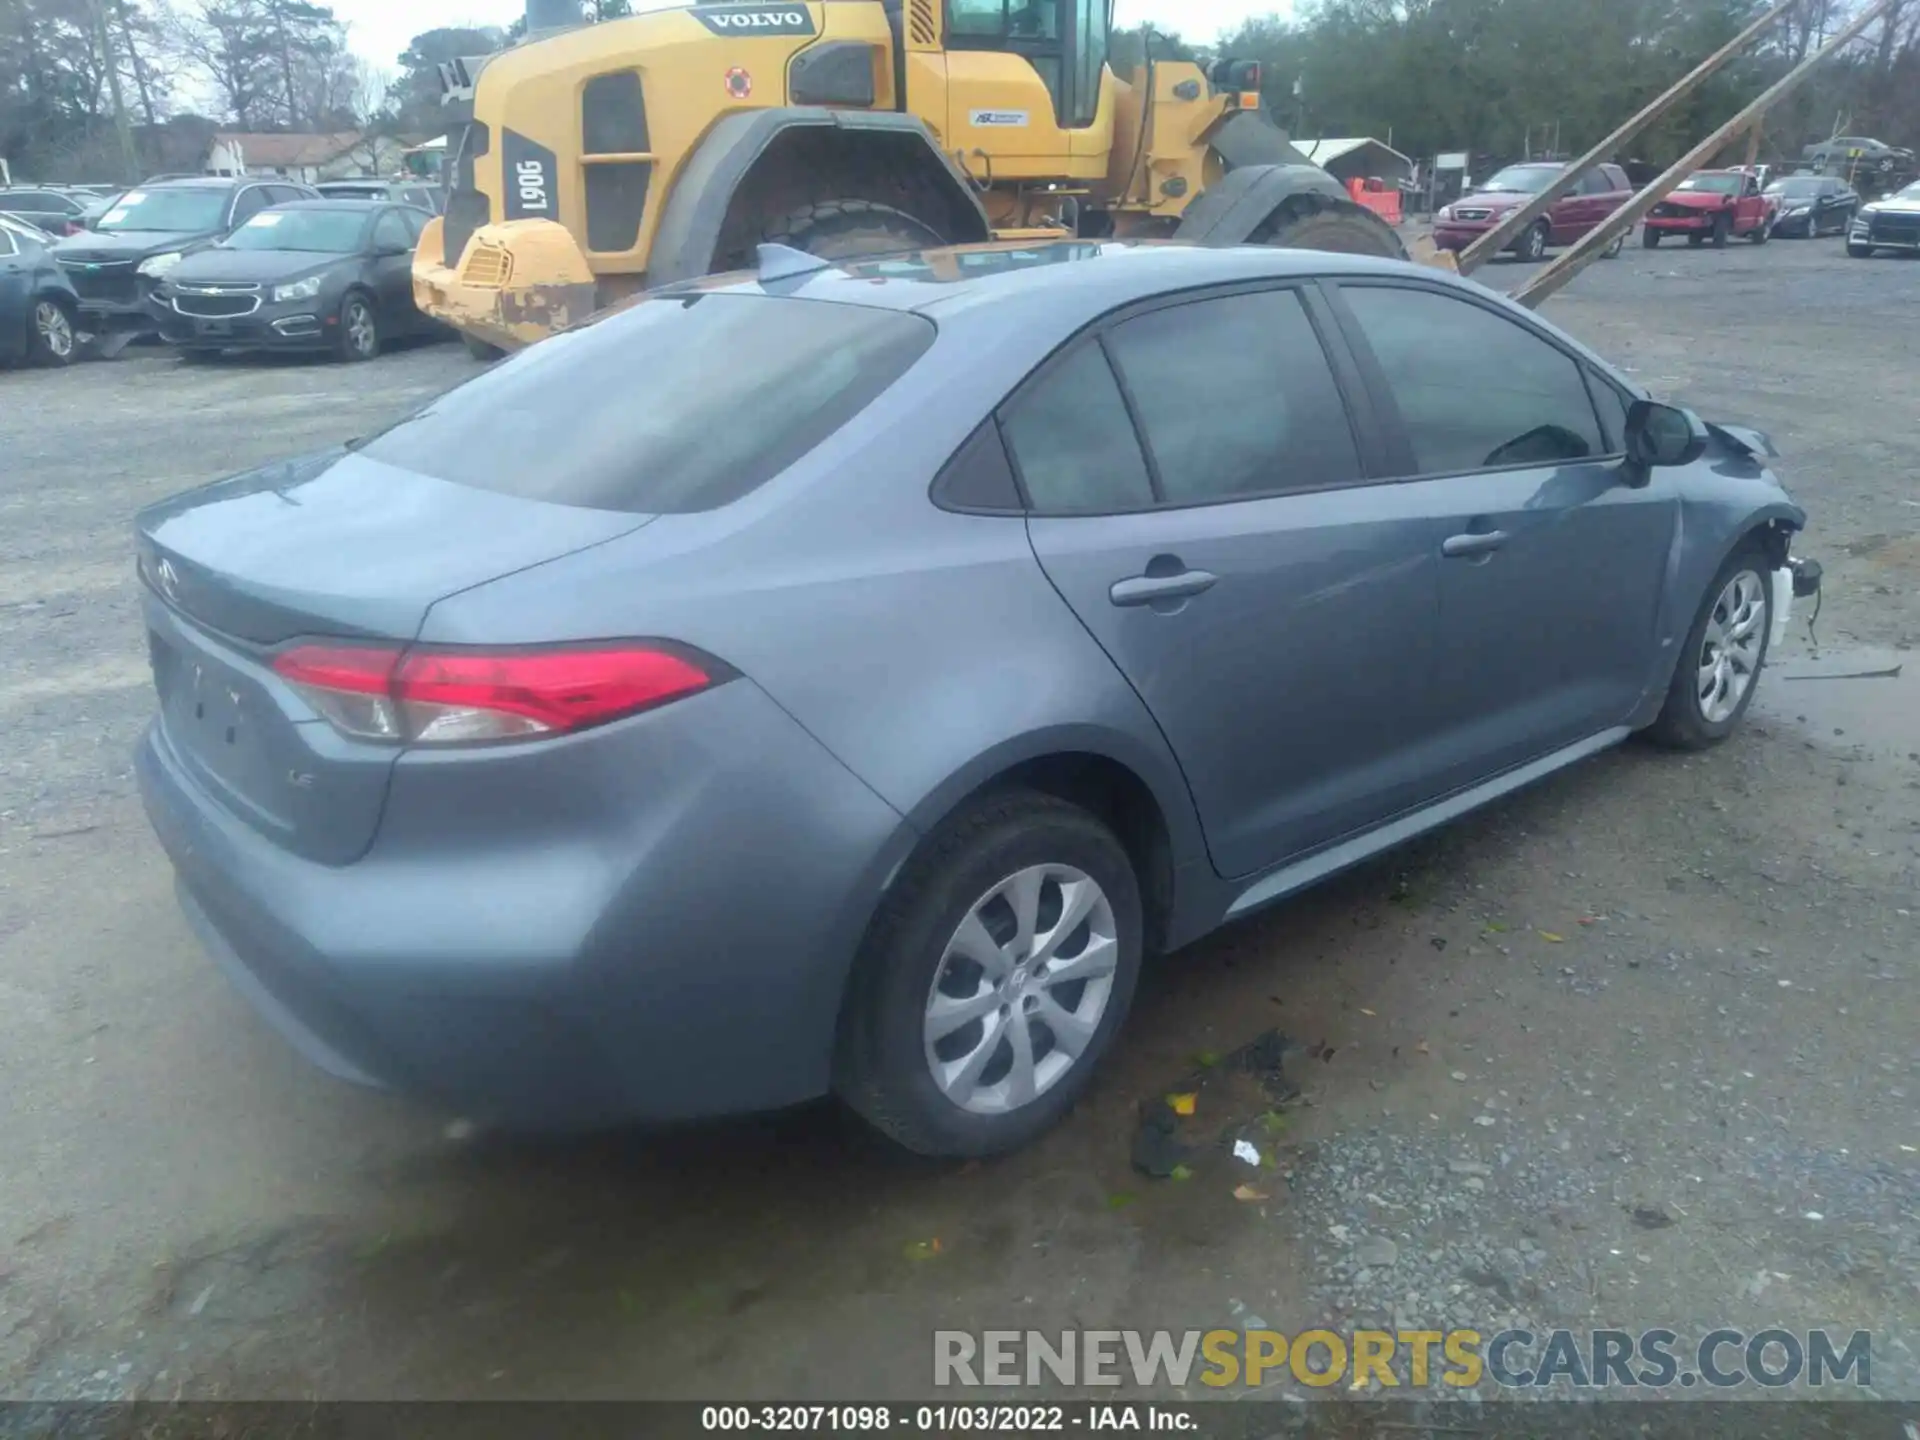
[1110,569,1218,607]
[1442,530,1510,559]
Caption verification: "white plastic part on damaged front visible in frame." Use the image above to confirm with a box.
[1771,568,1794,651]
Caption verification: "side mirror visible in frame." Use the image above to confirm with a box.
[1626,400,1708,471]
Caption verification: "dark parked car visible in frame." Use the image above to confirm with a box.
[1849,178,1920,257]
[1432,162,1633,261]
[0,187,91,236]
[134,241,1820,1157]
[1765,175,1859,237]
[316,179,445,214]
[151,200,438,362]
[0,213,80,367]
[50,177,319,338]
[1803,136,1914,177]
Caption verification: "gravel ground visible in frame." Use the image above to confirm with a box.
[0,240,1915,1407]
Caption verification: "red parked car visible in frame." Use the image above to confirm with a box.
[1433,162,1633,261]
[1643,169,1776,247]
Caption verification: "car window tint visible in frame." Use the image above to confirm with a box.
[361,293,935,514]
[1586,372,1631,453]
[230,188,268,224]
[1105,290,1361,503]
[373,210,411,251]
[1341,285,1603,475]
[1000,342,1155,514]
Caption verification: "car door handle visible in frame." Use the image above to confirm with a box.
[1110,569,1219,607]
[1442,530,1511,559]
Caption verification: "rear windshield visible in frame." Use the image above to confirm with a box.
[361,293,936,513]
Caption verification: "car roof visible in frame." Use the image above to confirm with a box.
[146,177,241,190]
[671,239,1477,325]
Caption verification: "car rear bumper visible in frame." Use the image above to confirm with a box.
[137,678,915,1133]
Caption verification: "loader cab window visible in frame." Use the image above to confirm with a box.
[945,0,1106,129]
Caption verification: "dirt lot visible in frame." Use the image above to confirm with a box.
[2,241,1916,1405]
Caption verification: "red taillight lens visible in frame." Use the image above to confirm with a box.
[272,643,717,745]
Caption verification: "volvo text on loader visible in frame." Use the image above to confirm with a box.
[412,0,1415,356]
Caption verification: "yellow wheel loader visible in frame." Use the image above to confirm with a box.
[412,0,1415,355]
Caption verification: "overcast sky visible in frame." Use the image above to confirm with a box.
[332,0,1293,74]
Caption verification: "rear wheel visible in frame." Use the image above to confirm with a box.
[26,298,77,367]
[1602,230,1625,259]
[836,790,1143,1158]
[1750,219,1770,244]
[1253,202,1408,260]
[763,200,948,262]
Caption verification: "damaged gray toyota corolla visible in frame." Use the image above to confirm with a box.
[132,240,1822,1158]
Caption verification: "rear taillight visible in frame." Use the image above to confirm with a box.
[272,642,719,745]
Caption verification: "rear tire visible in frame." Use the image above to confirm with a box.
[763,200,948,262]
[26,298,77,368]
[1643,544,1773,751]
[1253,202,1408,260]
[1602,230,1625,259]
[835,790,1144,1158]
[1750,220,1769,244]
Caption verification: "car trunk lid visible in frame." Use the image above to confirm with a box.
[136,448,653,863]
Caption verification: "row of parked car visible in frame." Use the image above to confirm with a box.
[1431,160,1920,258]
[0,175,449,369]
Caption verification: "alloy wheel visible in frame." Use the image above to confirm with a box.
[1697,571,1767,725]
[34,302,73,360]
[923,864,1119,1116]
[345,301,377,358]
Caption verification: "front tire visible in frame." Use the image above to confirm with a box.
[1602,230,1625,259]
[334,293,379,363]
[26,298,77,368]
[763,199,948,262]
[1643,228,1660,248]
[1711,214,1732,248]
[836,791,1144,1158]
[1848,242,1874,259]
[1644,546,1773,751]
[1514,221,1549,262]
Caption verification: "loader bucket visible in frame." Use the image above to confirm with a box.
[413,215,601,354]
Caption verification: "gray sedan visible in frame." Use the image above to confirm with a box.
[133,240,1820,1157]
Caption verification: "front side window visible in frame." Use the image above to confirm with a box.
[1073,0,1109,127]
[1001,342,1153,514]
[373,210,412,252]
[361,293,936,514]
[949,0,1060,38]
[1339,285,1603,476]
[1104,290,1361,503]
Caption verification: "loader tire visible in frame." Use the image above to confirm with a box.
[1252,203,1409,261]
[764,200,948,262]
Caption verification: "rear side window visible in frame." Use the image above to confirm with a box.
[360,293,935,514]
[1105,290,1361,503]
[1001,343,1155,514]
[1339,285,1604,475]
